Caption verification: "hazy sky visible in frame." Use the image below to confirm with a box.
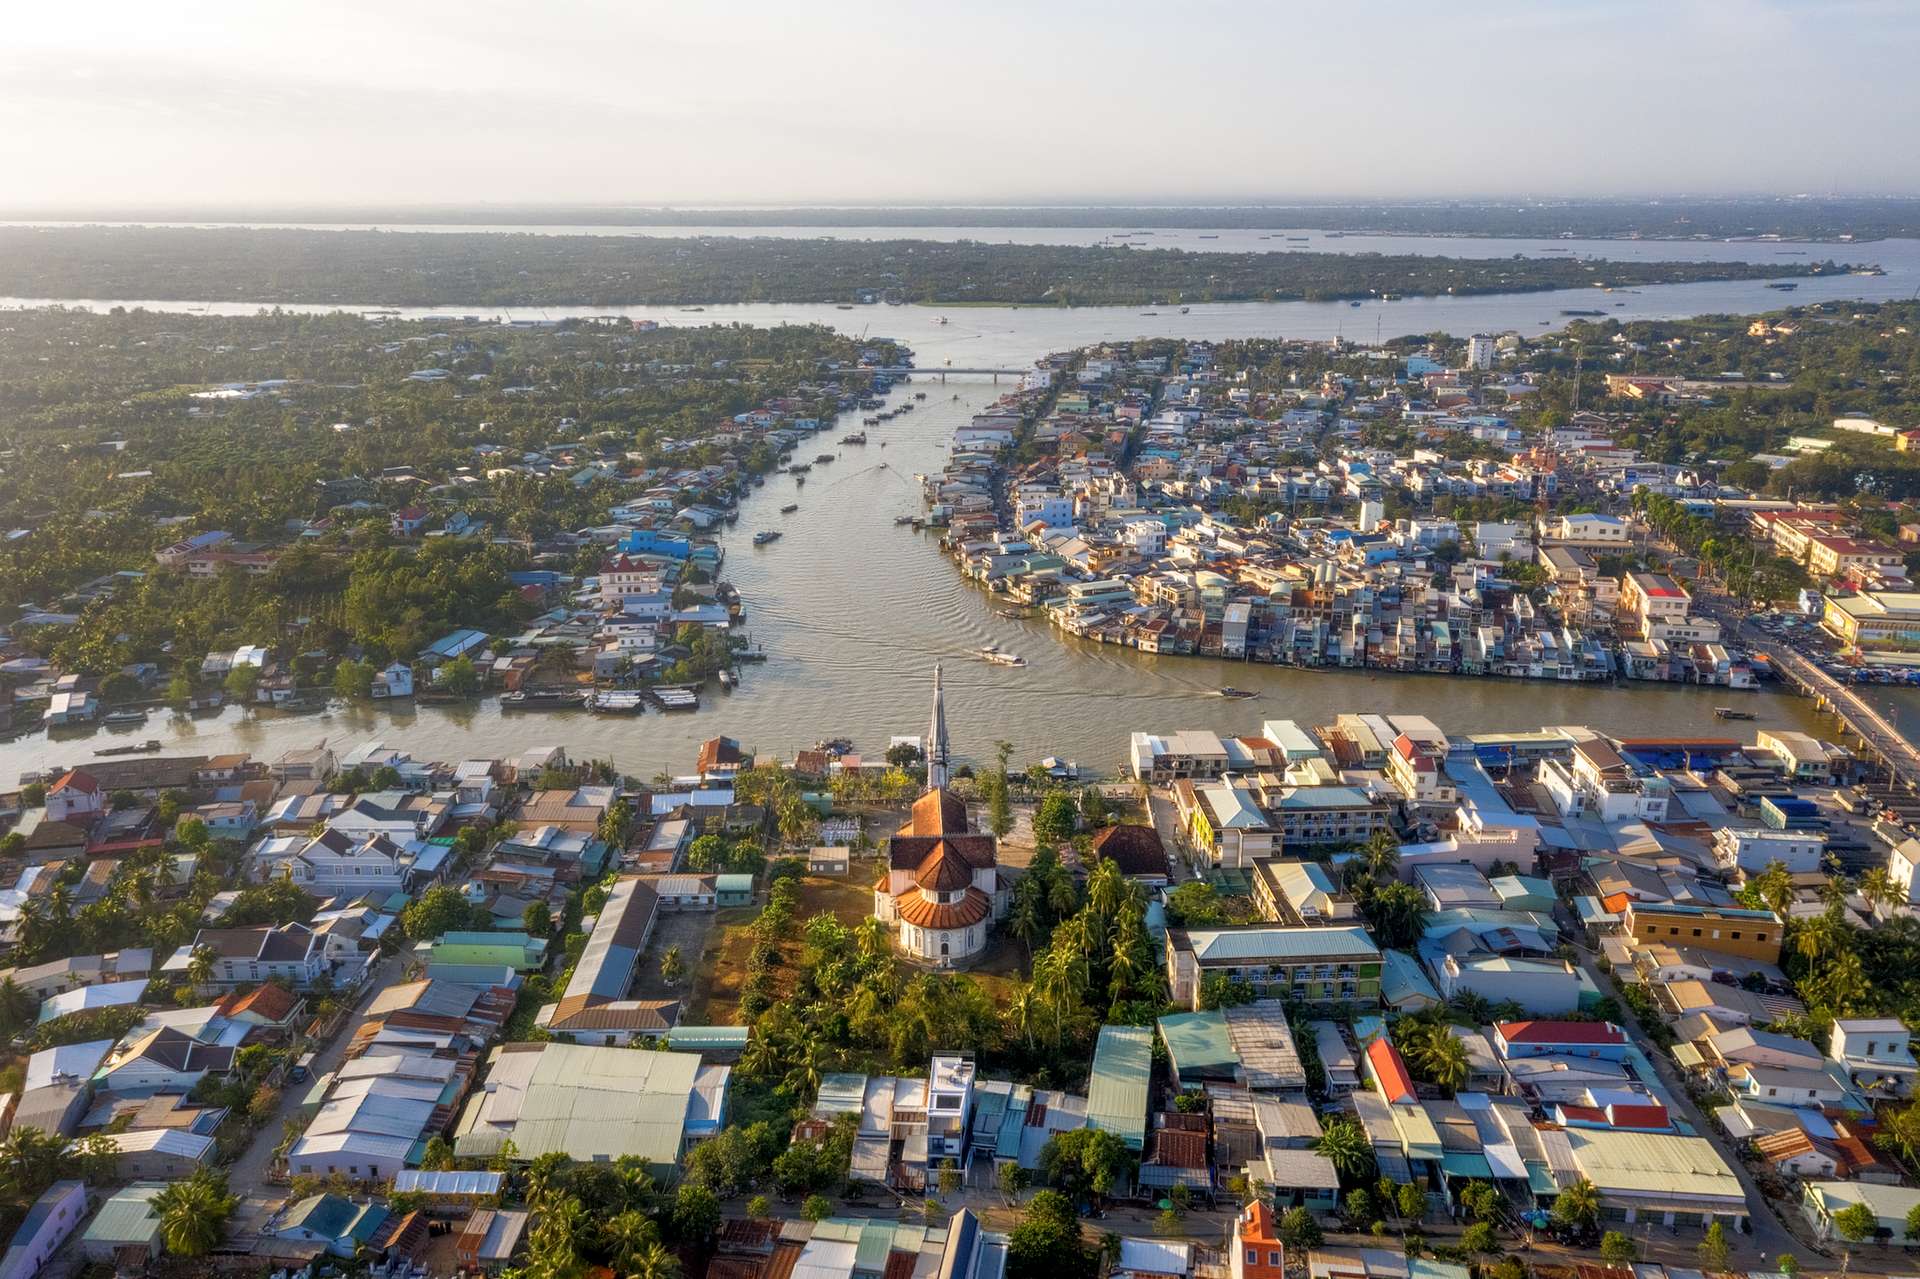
[6,0,1919,209]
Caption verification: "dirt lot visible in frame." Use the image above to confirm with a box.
[630,907,718,1004]
[685,865,881,1023]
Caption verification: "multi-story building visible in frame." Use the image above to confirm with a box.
[1711,827,1826,876]
[1251,860,1356,926]
[1623,902,1782,964]
[1822,589,1920,654]
[1230,1202,1287,1279]
[1164,925,1381,1009]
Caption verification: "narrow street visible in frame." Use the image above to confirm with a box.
[226,952,410,1234]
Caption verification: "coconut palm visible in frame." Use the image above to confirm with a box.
[1008,886,1045,956]
[186,944,217,989]
[1860,867,1900,912]
[626,1240,683,1279]
[1364,830,1401,881]
[1551,1176,1600,1229]
[782,1037,828,1100]
[1006,983,1040,1051]
[1418,1028,1471,1095]
[153,1171,236,1258]
[1086,857,1126,926]
[1313,1118,1376,1180]
[602,1209,661,1273]
[0,978,36,1037]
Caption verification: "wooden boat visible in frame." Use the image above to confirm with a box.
[95,739,162,756]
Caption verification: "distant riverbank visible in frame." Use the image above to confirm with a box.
[0,225,1847,309]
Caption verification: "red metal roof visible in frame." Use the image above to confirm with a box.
[1606,1103,1670,1129]
[1366,1037,1417,1104]
[1497,1020,1627,1046]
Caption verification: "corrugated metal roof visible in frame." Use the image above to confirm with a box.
[452,1042,709,1165]
[1088,1025,1151,1150]
[1185,925,1378,964]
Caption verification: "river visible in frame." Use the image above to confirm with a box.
[4,231,1918,781]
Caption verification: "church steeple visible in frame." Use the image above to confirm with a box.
[927,663,951,790]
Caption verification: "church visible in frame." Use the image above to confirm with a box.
[872,666,1007,968]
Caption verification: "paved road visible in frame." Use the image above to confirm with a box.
[1569,949,1809,1266]
[227,952,408,1234]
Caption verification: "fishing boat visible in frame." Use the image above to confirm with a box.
[1765,281,1799,290]
[996,606,1031,619]
[780,503,799,514]
[975,645,1026,667]
[840,432,866,444]
[914,391,927,400]
[718,669,734,690]
[1180,306,1190,314]
[836,304,855,310]
[895,515,918,525]
[1215,687,1260,700]
[95,739,162,757]
[753,530,782,546]
[1140,311,1159,316]
[104,708,148,726]
[501,689,586,711]
[814,453,835,464]
[1713,706,1757,720]
[932,316,949,325]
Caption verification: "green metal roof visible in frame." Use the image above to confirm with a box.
[1088,1025,1152,1150]
[1440,1152,1492,1179]
[666,1025,750,1050]
[1184,925,1379,964]
[1157,1010,1236,1081]
[81,1184,163,1248]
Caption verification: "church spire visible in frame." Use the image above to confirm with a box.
[927,663,950,790]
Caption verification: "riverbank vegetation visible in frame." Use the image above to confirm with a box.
[0,307,891,678]
[0,225,1844,308]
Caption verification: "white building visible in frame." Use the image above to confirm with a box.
[873,670,1006,969]
[1711,828,1825,876]
[1829,1018,1918,1098]
[1465,335,1496,371]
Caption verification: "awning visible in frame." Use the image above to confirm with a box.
[1441,1152,1492,1179]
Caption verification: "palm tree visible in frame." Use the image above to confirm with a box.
[186,944,217,989]
[1551,1176,1600,1230]
[1086,857,1126,926]
[626,1240,683,1279]
[1364,830,1401,881]
[1860,867,1900,912]
[153,1171,236,1257]
[1447,990,1492,1026]
[0,978,36,1037]
[1008,886,1045,957]
[782,1038,828,1100]
[1006,983,1040,1051]
[1417,1027,1470,1094]
[1313,1118,1375,1180]
[854,917,891,964]
[602,1209,660,1273]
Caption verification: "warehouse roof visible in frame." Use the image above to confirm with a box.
[1088,1025,1152,1150]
